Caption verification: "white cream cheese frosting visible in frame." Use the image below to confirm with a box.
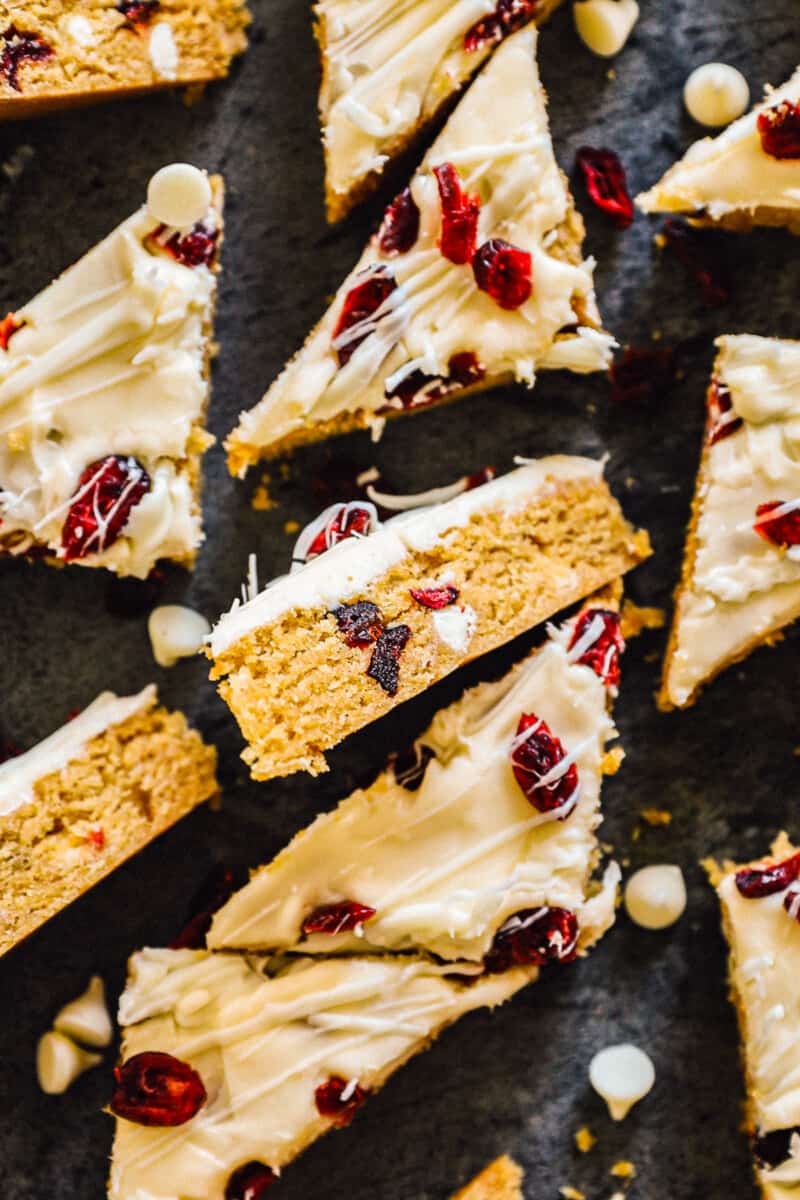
[110,952,532,1198]
[208,613,619,960]
[209,456,603,656]
[717,838,800,1200]
[0,685,155,818]
[637,66,800,221]
[0,183,219,578]
[226,27,612,468]
[663,335,800,708]
[317,0,552,210]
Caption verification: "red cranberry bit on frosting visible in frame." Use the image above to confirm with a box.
[472,239,532,310]
[224,1161,276,1200]
[575,147,634,230]
[463,0,539,52]
[302,901,377,936]
[706,377,742,446]
[302,503,376,560]
[434,163,481,265]
[110,1052,206,1127]
[758,100,800,159]
[169,866,241,951]
[409,585,459,609]
[0,313,23,351]
[511,714,579,815]
[735,851,800,898]
[368,624,412,696]
[660,219,730,307]
[484,907,579,973]
[568,608,624,689]
[61,455,150,561]
[315,1076,369,1126]
[754,501,800,547]
[333,601,385,648]
[0,26,53,92]
[783,884,800,923]
[149,221,218,269]
[383,351,485,411]
[332,266,397,367]
[377,187,420,256]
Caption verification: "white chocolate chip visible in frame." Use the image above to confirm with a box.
[624,864,687,930]
[36,1031,102,1095]
[432,605,477,654]
[147,605,211,668]
[683,63,750,127]
[66,16,96,47]
[147,164,212,230]
[573,0,639,58]
[589,1043,655,1120]
[148,22,179,81]
[53,975,112,1049]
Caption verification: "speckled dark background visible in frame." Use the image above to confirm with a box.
[1,2,798,1197]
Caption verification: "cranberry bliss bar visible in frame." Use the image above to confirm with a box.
[0,3,249,119]
[660,335,800,709]
[315,0,563,221]
[710,836,800,1199]
[0,169,223,577]
[637,66,800,235]
[225,26,615,473]
[208,457,650,779]
[0,686,217,958]
[208,600,625,960]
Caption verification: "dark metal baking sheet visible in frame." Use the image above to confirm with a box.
[1,1,798,1196]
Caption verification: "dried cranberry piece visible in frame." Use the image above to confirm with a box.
[609,345,676,405]
[576,147,634,230]
[302,901,377,936]
[1,26,53,92]
[315,1076,369,1126]
[466,465,495,489]
[333,601,385,648]
[383,351,485,411]
[434,163,481,265]
[224,1161,276,1200]
[754,1128,800,1170]
[368,624,412,696]
[409,585,459,609]
[61,455,150,561]
[389,743,435,790]
[0,313,23,351]
[754,501,800,547]
[304,504,375,560]
[568,608,624,689]
[332,266,397,367]
[758,100,800,160]
[170,866,242,951]
[110,1052,206,1127]
[150,221,218,269]
[484,907,579,973]
[783,884,800,923]
[511,714,579,815]
[706,377,742,446]
[660,219,731,307]
[735,852,800,898]
[463,0,539,52]
[472,239,532,310]
[377,187,420,256]
[86,827,106,850]
[117,1,160,28]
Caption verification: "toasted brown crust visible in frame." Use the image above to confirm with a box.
[0,701,218,958]
[224,190,604,477]
[315,0,565,223]
[210,476,651,780]
[451,1157,524,1200]
[0,2,250,120]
